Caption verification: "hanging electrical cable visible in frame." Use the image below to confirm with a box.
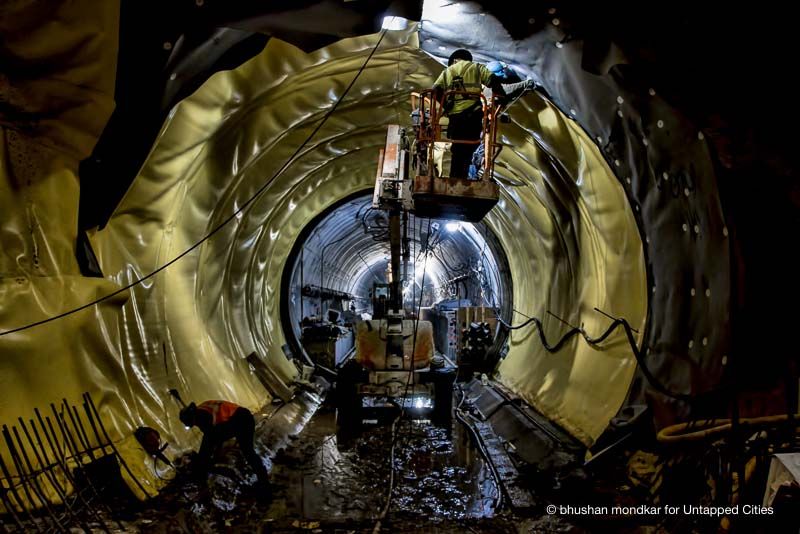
[0,27,392,338]
[454,384,504,511]
[497,307,699,402]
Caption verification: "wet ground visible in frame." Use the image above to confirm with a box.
[267,408,497,524]
[116,383,580,533]
[4,379,787,533]
[20,379,680,533]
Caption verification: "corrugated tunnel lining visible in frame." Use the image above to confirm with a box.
[1,17,646,495]
[280,192,514,360]
[88,25,645,447]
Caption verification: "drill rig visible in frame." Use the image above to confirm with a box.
[336,89,502,431]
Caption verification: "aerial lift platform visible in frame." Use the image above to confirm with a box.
[337,91,503,433]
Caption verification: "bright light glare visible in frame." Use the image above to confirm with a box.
[445,222,461,232]
[422,1,463,24]
[382,16,409,30]
[414,260,427,278]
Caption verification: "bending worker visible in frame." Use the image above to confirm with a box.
[432,49,505,178]
[179,399,270,489]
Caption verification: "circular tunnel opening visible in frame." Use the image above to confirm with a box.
[171,27,648,446]
[280,190,513,373]
[10,2,786,530]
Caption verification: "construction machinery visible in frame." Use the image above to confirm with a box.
[336,89,503,431]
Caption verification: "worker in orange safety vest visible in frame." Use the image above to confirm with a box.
[179,400,270,488]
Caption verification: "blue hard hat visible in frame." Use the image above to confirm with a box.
[487,61,504,75]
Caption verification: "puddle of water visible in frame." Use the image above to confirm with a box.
[266,407,499,524]
[117,382,511,532]
[390,419,498,520]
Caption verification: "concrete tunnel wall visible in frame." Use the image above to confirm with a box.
[0,6,659,493]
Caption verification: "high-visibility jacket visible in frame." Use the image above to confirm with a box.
[197,400,240,426]
[433,60,493,115]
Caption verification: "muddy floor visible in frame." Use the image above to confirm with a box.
[2,382,787,533]
[267,408,497,524]
[117,387,581,533]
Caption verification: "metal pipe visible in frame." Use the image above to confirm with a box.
[9,425,68,531]
[657,413,800,443]
[546,309,581,330]
[30,413,110,532]
[39,410,81,487]
[43,410,121,530]
[300,246,304,316]
[389,209,402,311]
[63,400,94,460]
[0,453,31,531]
[55,404,129,527]
[72,402,107,461]
[2,426,61,531]
[81,398,106,457]
[402,209,410,283]
[62,397,128,523]
[593,306,639,334]
[583,432,633,467]
[51,403,89,469]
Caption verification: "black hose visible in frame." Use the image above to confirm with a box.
[372,413,400,533]
[454,385,504,512]
[496,311,695,402]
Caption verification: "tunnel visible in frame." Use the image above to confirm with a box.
[1,1,798,532]
[280,193,515,368]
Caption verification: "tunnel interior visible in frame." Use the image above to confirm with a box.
[1,1,798,532]
[281,191,513,372]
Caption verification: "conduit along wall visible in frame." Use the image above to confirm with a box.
[0,17,646,503]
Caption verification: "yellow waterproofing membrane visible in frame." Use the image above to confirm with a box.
[489,99,648,444]
[0,6,646,506]
[0,0,159,501]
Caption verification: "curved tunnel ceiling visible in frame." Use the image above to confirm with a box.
[7,1,783,493]
[86,24,646,448]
